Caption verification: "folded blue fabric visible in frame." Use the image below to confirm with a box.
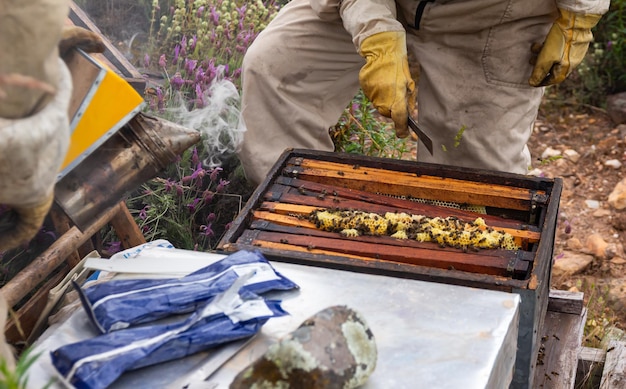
[52,276,287,389]
[77,250,297,333]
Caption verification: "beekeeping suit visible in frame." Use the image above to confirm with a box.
[238,0,610,185]
[0,0,103,251]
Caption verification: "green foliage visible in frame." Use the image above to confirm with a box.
[147,0,279,80]
[126,145,241,250]
[330,91,412,159]
[0,348,51,389]
[556,1,626,106]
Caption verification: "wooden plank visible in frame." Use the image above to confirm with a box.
[289,157,547,199]
[534,308,587,389]
[109,202,147,249]
[4,267,67,344]
[576,347,605,388]
[0,203,123,308]
[273,176,541,231]
[601,340,626,388]
[239,230,528,277]
[548,290,585,315]
[285,158,545,210]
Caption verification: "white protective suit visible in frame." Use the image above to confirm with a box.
[238,0,610,185]
[0,0,103,251]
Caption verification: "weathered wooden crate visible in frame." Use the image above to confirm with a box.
[218,149,562,388]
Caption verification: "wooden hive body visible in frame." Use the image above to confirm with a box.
[219,149,562,388]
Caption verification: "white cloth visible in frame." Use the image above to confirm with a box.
[0,58,71,206]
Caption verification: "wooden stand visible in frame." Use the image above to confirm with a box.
[1,201,145,344]
[534,290,626,389]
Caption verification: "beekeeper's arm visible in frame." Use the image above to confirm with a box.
[529,0,610,86]
[0,26,103,252]
[311,0,415,138]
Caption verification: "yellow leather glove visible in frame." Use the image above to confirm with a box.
[359,31,416,138]
[529,8,602,87]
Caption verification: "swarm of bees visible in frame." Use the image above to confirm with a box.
[309,209,520,251]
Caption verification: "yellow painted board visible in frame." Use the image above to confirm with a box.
[59,49,144,178]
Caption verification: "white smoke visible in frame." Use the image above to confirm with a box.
[166,66,245,168]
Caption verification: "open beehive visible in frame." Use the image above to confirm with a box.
[218,149,562,388]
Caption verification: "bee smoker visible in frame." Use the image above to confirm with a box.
[54,113,201,230]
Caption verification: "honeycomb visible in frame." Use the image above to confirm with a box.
[309,209,520,251]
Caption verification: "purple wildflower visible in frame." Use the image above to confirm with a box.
[197,6,205,17]
[158,54,167,68]
[105,241,122,254]
[216,178,230,193]
[209,167,223,182]
[180,37,187,57]
[139,205,149,220]
[156,87,165,112]
[203,190,214,203]
[164,178,175,193]
[190,34,197,51]
[185,59,198,74]
[195,83,205,107]
[210,6,219,25]
[607,41,613,51]
[171,72,185,90]
[199,223,215,238]
[191,147,199,166]
[173,45,180,64]
[186,198,201,213]
[143,54,150,68]
[195,67,205,83]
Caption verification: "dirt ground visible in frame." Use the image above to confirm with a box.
[528,96,626,334]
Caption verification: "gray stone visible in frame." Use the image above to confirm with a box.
[607,92,626,125]
[552,251,594,277]
[608,278,626,313]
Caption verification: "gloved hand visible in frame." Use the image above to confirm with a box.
[529,8,602,87]
[359,31,416,138]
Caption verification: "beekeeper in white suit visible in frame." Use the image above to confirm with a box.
[0,0,103,251]
[237,0,610,185]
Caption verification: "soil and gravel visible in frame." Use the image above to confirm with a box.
[528,98,626,332]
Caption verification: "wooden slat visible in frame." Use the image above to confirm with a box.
[272,177,541,231]
[109,203,147,249]
[239,230,528,277]
[4,266,67,344]
[0,203,123,308]
[547,290,584,315]
[601,340,626,388]
[258,201,540,243]
[576,347,605,388]
[285,158,545,211]
[533,309,587,389]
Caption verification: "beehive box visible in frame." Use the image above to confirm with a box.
[218,149,562,388]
